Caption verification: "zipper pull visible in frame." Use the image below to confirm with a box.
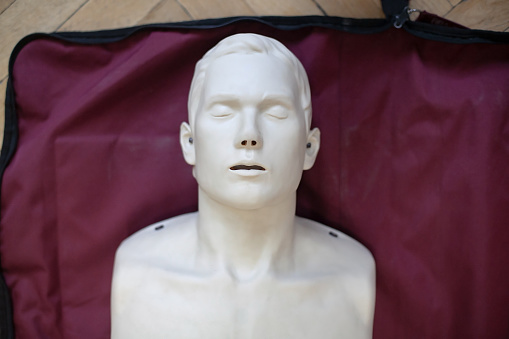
[393,6,417,28]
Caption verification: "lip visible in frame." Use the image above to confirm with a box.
[229,162,267,176]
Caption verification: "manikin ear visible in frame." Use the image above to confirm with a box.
[303,127,321,170]
[180,122,195,165]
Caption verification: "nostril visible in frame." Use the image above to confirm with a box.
[241,140,247,146]
[251,140,257,146]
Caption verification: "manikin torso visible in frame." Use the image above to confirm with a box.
[111,209,374,339]
[110,33,375,339]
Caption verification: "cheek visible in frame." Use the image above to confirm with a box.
[193,128,235,183]
[195,117,236,144]
[266,125,307,161]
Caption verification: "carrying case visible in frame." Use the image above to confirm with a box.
[1,1,508,338]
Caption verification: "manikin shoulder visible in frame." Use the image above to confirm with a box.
[294,216,376,328]
[114,213,375,280]
[294,216,375,273]
[114,212,198,270]
[294,217,375,294]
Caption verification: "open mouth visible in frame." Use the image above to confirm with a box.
[230,165,266,171]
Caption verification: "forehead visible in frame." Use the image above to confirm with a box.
[201,53,299,102]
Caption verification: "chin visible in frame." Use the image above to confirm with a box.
[219,194,273,210]
[198,178,298,210]
[217,188,293,211]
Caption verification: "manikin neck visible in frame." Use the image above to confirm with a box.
[196,188,297,281]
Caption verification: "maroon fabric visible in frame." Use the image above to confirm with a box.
[415,11,468,29]
[2,21,509,339]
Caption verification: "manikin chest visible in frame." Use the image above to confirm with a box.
[116,268,366,339]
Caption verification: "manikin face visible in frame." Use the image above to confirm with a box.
[181,53,320,210]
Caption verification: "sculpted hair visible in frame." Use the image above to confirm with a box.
[187,33,312,130]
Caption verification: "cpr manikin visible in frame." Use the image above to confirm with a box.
[111,33,375,339]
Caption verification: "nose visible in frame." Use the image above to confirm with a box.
[235,110,263,149]
[241,139,259,147]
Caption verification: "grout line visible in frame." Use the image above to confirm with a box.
[0,0,15,16]
[175,0,194,20]
[241,0,257,16]
[443,0,465,18]
[136,0,168,24]
[54,0,91,32]
[311,0,327,16]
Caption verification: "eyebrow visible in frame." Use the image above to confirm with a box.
[204,93,296,110]
[204,95,242,110]
[259,94,295,109]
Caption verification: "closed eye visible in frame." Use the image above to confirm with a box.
[264,105,289,119]
[209,104,235,118]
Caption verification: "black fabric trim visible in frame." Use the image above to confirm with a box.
[46,16,392,44]
[1,77,18,192]
[1,14,508,339]
[404,20,509,44]
[0,274,12,339]
[382,0,409,25]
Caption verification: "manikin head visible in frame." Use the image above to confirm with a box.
[180,33,320,210]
